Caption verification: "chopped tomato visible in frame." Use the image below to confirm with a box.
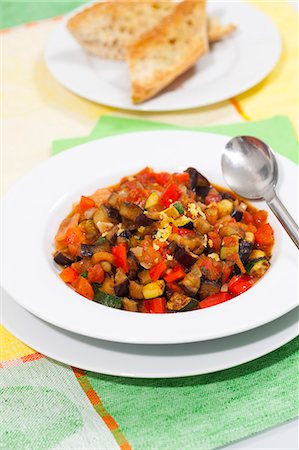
[127,188,149,204]
[164,265,185,283]
[208,231,221,252]
[156,172,171,186]
[55,213,80,244]
[227,254,246,273]
[144,297,166,313]
[60,267,78,283]
[246,224,257,234]
[173,172,190,185]
[71,258,91,274]
[160,182,180,207]
[222,263,233,284]
[73,277,94,300]
[76,196,95,214]
[243,211,253,225]
[197,255,222,281]
[199,292,233,309]
[149,261,167,281]
[255,223,274,248]
[177,228,195,236]
[166,282,184,293]
[88,264,105,284]
[228,275,254,296]
[253,210,268,228]
[66,226,84,256]
[112,243,129,273]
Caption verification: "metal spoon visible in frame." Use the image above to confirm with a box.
[222,136,299,249]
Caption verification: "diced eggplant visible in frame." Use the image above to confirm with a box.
[185,167,210,191]
[221,191,234,200]
[122,297,138,312]
[106,205,121,222]
[169,233,205,252]
[194,216,213,234]
[93,288,122,309]
[198,280,221,299]
[179,264,201,296]
[135,214,155,227]
[119,202,143,222]
[114,268,129,296]
[232,210,243,222]
[80,244,96,257]
[100,276,115,295]
[108,192,119,208]
[138,270,152,285]
[120,230,133,239]
[179,221,194,230]
[195,186,211,199]
[93,205,110,223]
[105,225,118,245]
[239,240,254,265]
[219,226,245,239]
[174,246,198,268]
[246,258,270,277]
[127,252,139,280]
[129,280,144,299]
[54,251,80,267]
[167,292,198,311]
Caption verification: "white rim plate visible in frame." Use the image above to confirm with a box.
[44,1,281,112]
[2,290,298,378]
[2,131,298,344]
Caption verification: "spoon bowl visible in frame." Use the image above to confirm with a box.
[222,136,299,249]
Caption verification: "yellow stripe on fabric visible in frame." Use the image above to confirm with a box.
[236,1,298,133]
[0,325,36,362]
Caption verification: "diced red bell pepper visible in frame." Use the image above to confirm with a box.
[199,292,233,309]
[144,297,166,313]
[149,261,167,281]
[171,225,194,236]
[155,172,171,186]
[160,182,181,207]
[164,265,185,283]
[255,223,274,248]
[76,196,95,214]
[88,264,105,284]
[60,267,78,283]
[228,275,254,296]
[112,243,129,273]
[73,277,94,300]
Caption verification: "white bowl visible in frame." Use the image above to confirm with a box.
[2,131,298,344]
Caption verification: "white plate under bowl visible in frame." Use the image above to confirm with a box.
[44,1,281,111]
[1,131,298,344]
[2,291,298,378]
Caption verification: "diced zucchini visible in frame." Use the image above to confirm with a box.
[249,249,266,259]
[220,235,239,260]
[246,258,270,277]
[173,201,184,215]
[93,289,122,309]
[175,215,193,227]
[217,199,234,218]
[167,292,198,311]
[95,236,106,245]
[162,205,180,219]
[245,232,255,243]
[80,271,88,278]
[143,280,165,299]
[145,192,159,209]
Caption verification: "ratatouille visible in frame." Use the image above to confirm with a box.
[53,167,274,313]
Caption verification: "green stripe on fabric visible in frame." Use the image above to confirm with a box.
[52,115,298,165]
[86,337,299,450]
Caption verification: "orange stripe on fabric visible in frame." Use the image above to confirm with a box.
[230,97,251,121]
[72,367,132,449]
[25,22,38,28]
[21,353,43,363]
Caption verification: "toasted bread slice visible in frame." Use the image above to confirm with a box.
[67,1,176,60]
[128,0,209,104]
[208,17,236,43]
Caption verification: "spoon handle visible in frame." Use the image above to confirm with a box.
[267,194,299,249]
